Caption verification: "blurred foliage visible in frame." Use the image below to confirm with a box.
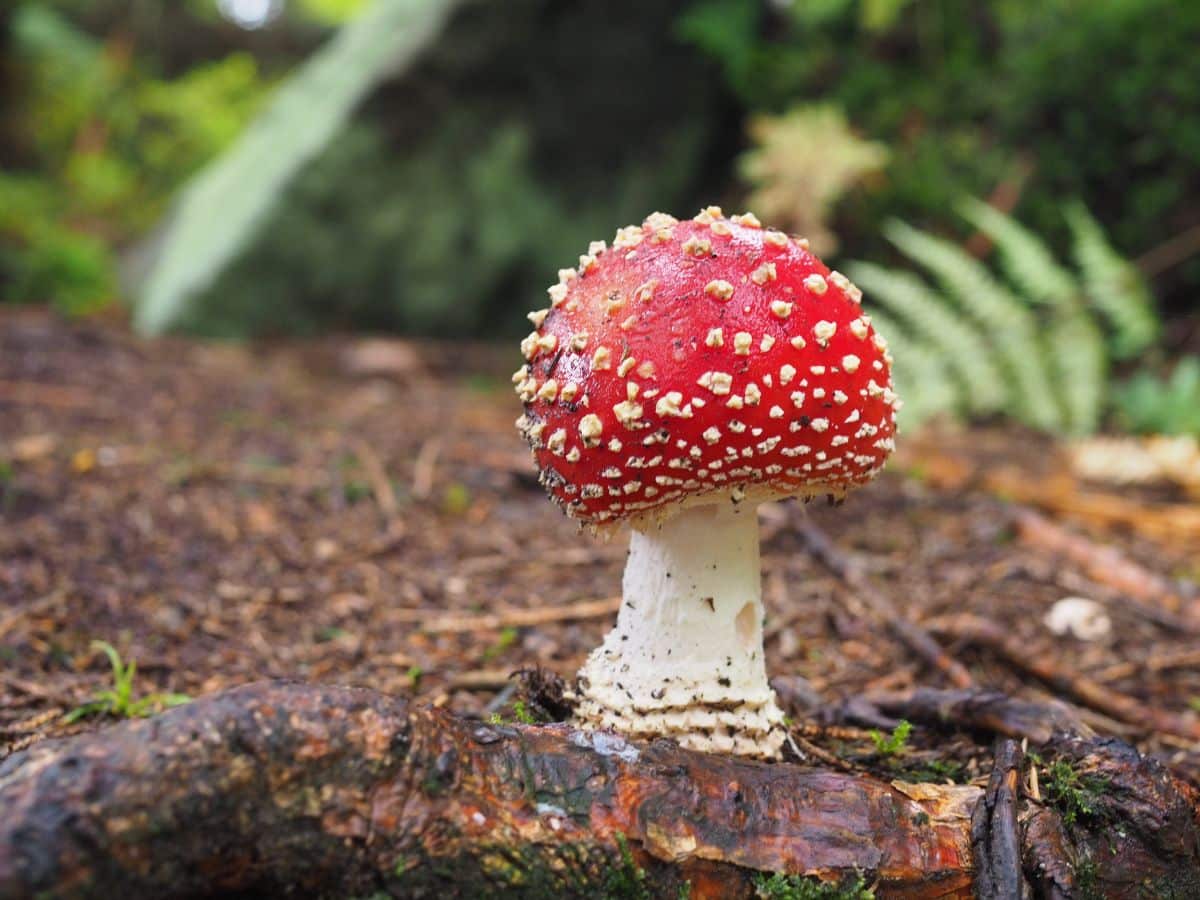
[1115,358,1200,437]
[1,3,268,312]
[157,0,1198,345]
[852,202,1158,434]
[135,0,461,334]
[171,0,728,338]
[679,0,1200,310]
[739,105,887,255]
[295,0,370,23]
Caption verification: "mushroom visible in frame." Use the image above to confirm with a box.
[515,208,899,759]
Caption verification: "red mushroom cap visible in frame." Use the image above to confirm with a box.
[515,208,898,525]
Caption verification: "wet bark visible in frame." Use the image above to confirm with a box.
[0,681,1196,899]
[971,739,1030,899]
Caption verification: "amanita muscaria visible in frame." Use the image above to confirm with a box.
[515,208,899,759]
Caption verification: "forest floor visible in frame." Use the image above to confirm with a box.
[3,307,1199,788]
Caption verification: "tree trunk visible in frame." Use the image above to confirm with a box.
[1,681,1196,899]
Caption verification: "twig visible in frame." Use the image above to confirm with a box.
[411,438,442,500]
[964,158,1034,258]
[0,673,79,708]
[796,520,974,689]
[390,596,621,633]
[862,687,1090,744]
[0,590,66,641]
[1013,508,1198,628]
[984,470,1200,542]
[971,738,1029,900]
[347,438,398,521]
[786,729,858,772]
[483,681,519,715]
[1089,647,1200,684]
[0,379,100,411]
[929,614,1200,741]
[0,708,63,737]
[1136,221,1200,278]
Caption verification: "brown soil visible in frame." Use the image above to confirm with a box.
[2,308,1198,785]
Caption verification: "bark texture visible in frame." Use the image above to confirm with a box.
[0,681,1196,899]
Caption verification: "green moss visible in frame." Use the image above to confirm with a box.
[602,833,652,900]
[1074,851,1103,900]
[1041,758,1109,827]
[896,757,968,784]
[867,720,912,757]
[752,872,875,899]
[511,700,538,725]
[405,665,423,690]
[393,841,633,898]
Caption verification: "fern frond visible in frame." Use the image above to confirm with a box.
[741,104,888,255]
[1067,203,1158,358]
[1046,309,1107,435]
[884,220,1062,431]
[864,308,959,427]
[849,261,1007,414]
[958,198,1077,308]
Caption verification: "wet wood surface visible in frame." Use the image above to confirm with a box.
[2,681,1198,899]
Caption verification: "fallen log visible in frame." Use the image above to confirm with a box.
[0,681,1197,899]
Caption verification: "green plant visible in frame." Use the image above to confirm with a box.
[1114,357,1200,436]
[850,201,1158,434]
[511,699,537,725]
[482,626,519,661]
[405,664,423,690]
[739,105,888,255]
[1041,758,1109,826]
[867,720,912,757]
[65,641,191,722]
[0,461,15,515]
[603,833,652,900]
[753,872,874,899]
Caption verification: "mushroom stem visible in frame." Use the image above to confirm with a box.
[574,501,786,759]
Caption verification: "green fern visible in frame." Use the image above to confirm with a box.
[861,307,958,426]
[1066,203,1158,359]
[959,198,1109,434]
[851,202,1158,436]
[850,262,1007,415]
[883,221,1061,430]
[1046,308,1108,435]
[959,197,1076,308]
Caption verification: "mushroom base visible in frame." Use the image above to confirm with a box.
[572,501,786,759]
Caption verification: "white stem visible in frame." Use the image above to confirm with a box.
[575,501,785,758]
